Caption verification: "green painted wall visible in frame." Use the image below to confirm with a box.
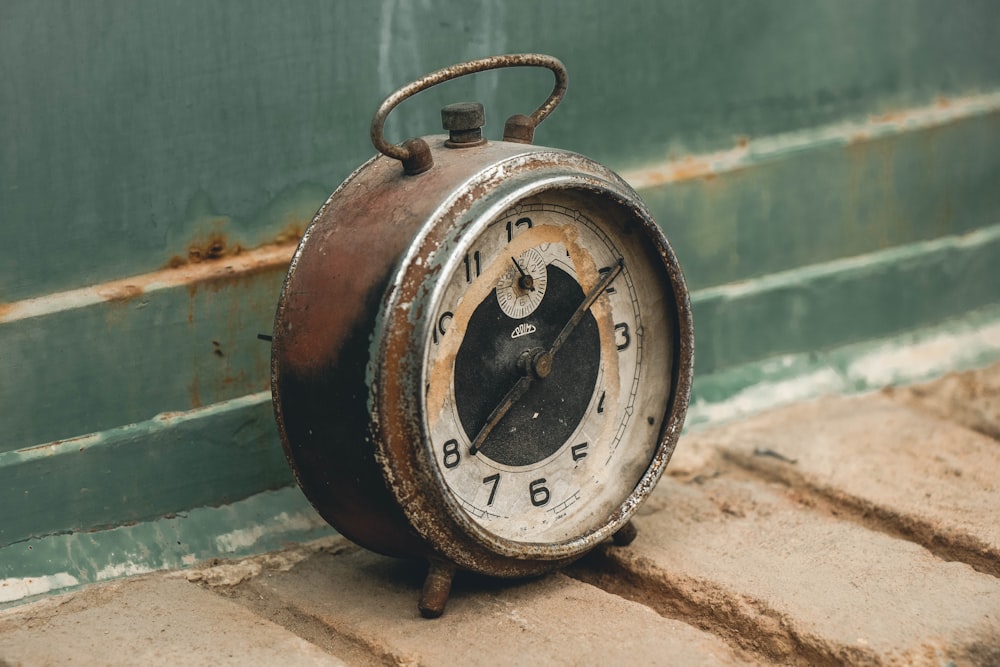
[1,1,998,598]
[4,0,999,301]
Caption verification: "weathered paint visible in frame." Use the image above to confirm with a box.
[1,1,998,604]
[0,248,292,449]
[0,242,295,325]
[621,91,1000,190]
[637,104,1000,290]
[0,392,292,548]
[0,573,81,604]
[5,1,1000,302]
[687,303,1000,427]
[690,223,1000,374]
[0,487,333,608]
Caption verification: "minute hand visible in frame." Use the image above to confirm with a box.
[467,258,624,457]
[546,258,623,359]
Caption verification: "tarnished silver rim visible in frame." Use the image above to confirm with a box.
[372,149,694,569]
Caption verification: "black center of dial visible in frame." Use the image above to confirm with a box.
[454,265,601,467]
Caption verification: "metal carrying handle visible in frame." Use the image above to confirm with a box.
[370,54,569,174]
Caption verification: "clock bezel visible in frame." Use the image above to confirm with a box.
[369,147,694,574]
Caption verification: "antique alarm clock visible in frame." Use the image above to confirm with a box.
[269,54,693,617]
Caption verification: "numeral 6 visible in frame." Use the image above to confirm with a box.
[529,478,550,507]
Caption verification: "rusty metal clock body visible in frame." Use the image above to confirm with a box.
[269,55,693,617]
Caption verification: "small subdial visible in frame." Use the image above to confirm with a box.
[496,248,548,319]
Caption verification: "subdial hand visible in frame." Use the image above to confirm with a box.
[469,258,624,457]
[511,256,535,291]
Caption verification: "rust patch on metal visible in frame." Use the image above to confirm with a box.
[869,109,910,124]
[197,233,234,262]
[0,234,299,331]
[625,91,1000,190]
[177,242,297,305]
[188,373,203,409]
[97,283,143,302]
[98,241,292,309]
[652,155,725,183]
[670,156,714,181]
[272,217,308,245]
[167,232,243,268]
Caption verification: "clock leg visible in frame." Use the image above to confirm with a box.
[418,558,456,619]
[612,520,638,546]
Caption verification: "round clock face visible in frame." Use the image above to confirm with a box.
[423,188,677,547]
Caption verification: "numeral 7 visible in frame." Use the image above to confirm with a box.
[483,473,500,505]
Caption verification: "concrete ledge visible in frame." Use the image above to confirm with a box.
[209,544,749,666]
[0,577,343,666]
[575,476,1000,665]
[714,394,1000,576]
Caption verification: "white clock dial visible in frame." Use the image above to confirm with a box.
[423,191,676,546]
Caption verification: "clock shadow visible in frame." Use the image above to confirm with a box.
[376,556,547,591]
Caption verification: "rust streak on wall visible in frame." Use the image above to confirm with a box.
[1,240,299,325]
[622,91,1000,192]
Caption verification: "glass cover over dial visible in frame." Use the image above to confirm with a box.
[424,191,675,546]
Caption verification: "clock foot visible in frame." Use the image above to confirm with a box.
[612,520,638,547]
[418,559,456,619]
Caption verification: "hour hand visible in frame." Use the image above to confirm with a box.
[468,375,532,456]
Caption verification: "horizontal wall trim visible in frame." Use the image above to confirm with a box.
[0,242,296,325]
[5,91,998,326]
[690,221,1000,374]
[0,392,293,549]
[1,257,290,451]
[621,90,1000,189]
[688,303,1000,427]
[693,221,1000,304]
[0,486,333,607]
[1,391,269,467]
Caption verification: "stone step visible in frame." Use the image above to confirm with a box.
[0,577,345,666]
[572,473,1000,666]
[882,360,1000,440]
[3,363,999,666]
[698,394,1000,575]
[214,542,750,666]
